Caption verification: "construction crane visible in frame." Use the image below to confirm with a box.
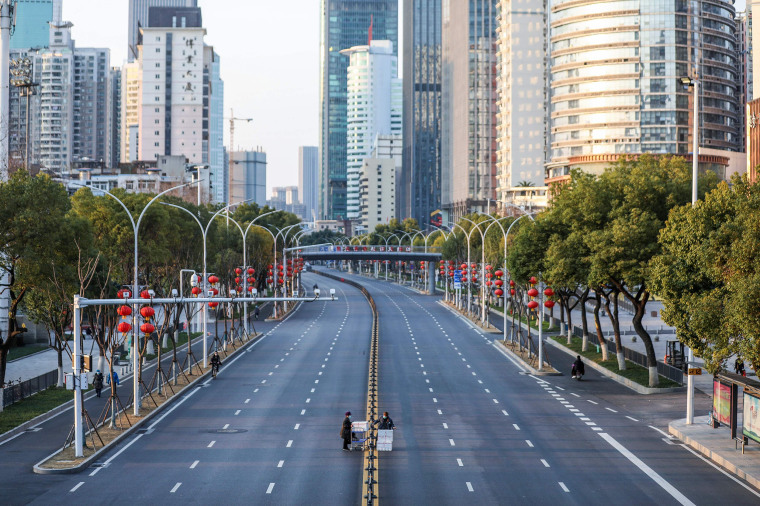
[225,109,253,207]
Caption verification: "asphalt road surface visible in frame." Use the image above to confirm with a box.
[3,269,760,505]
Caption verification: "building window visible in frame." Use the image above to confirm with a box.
[155,48,161,53]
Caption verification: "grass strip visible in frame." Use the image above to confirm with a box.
[8,345,48,361]
[0,386,88,434]
[552,336,680,388]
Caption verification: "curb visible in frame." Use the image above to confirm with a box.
[668,417,760,491]
[493,340,561,376]
[545,338,685,395]
[32,332,265,474]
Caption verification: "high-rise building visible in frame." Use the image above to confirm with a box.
[109,67,122,167]
[127,0,198,61]
[441,0,498,219]
[10,0,53,49]
[298,146,319,222]
[229,149,266,207]
[72,48,111,166]
[319,0,398,221]
[359,157,396,231]
[494,0,547,211]
[738,10,752,151]
[120,61,140,163]
[208,51,225,204]
[401,0,442,226]
[547,0,740,182]
[341,40,402,221]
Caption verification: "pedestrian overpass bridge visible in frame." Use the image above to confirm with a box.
[295,244,442,263]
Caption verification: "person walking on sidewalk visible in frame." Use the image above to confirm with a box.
[735,358,746,377]
[341,411,353,451]
[93,370,104,397]
[106,370,119,387]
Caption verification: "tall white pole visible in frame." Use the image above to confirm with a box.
[686,76,699,425]
[73,296,84,457]
[538,273,544,372]
[0,1,14,341]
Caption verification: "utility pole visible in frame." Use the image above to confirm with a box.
[225,108,252,209]
[0,0,17,345]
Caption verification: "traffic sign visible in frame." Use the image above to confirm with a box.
[453,269,462,290]
[687,368,702,375]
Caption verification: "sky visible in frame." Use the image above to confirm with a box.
[63,0,321,195]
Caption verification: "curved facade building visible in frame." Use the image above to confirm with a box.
[548,0,740,178]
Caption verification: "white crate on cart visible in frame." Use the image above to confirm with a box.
[377,429,394,451]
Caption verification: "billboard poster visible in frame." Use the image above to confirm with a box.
[744,392,760,444]
[713,380,731,425]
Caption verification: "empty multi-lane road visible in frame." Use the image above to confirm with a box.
[3,270,760,504]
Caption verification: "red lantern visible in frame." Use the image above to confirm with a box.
[494,288,504,297]
[278,264,284,271]
[460,263,467,270]
[470,263,476,268]
[191,286,202,295]
[527,288,539,297]
[509,280,515,287]
[494,270,503,277]
[544,300,555,309]
[449,271,454,277]
[234,268,242,275]
[117,305,132,317]
[462,277,468,283]
[247,277,255,284]
[140,322,155,334]
[209,302,219,309]
[495,279,503,287]
[236,286,243,293]
[527,300,539,309]
[268,264,273,269]
[210,287,219,296]
[510,288,516,296]
[248,286,255,292]
[208,275,219,284]
[235,277,241,284]
[140,306,155,318]
[247,267,255,275]
[486,281,492,287]
[140,290,151,299]
[117,322,132,334]
[529,276,537,285]
[486,265,491,270]
[544,288,554,297]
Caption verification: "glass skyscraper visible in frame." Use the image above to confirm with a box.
[10,0,53,49]
[402,0,442,227]
[548,0,740,178]
[319,0,398,221]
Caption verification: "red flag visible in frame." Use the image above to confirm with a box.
[368,14,373,45]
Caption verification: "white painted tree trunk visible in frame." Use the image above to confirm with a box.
[57,365,64,387]
[582,334,588,352]
[616,352,626,371]
[649,366,659,387]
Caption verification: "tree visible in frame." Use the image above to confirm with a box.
[0,171,81,386]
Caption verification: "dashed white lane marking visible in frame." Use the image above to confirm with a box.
[513,424,520,431]
[626,416,640,422]
[559,482,569,493]
[457,458,463,466]
[286,440,293,448]
[442,423,448,429]
[294,424,300,430]
[429,388,434,393]
[207,441,215,448]
[266,483,275,494]
[223,424,229,429]
[599,432,694,505]
[526,440,534,447]
[466,482,474,492]
[449,439,456,446]
[311,388,315,393]
[170,483,182,493]
[587,400,598,405]
[484,389,490,393]
[245,399,250,404]
[306,398,311,403]
[254,388,259,393]
[541,459,550,467]
[278,460,284,468]
[190,460,199,469]
[261,380,267,384]
[433,398,438,403]
[234,410,241,415]
[571,393,580,397]
[502,410,509,416]
[606,407,618,413]
[437,410,443,415]
[493,399,499,404]
[315,379,319,384]
[318,372,323,375]
[268,372,273,376]
[70,482,85,493]
[575,413,586,417]
[301,409,306,415]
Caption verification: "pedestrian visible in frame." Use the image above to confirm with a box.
[106,370,120,386]
[92,369,104,398]
[735,358,746,377]
[340,411,353,451]
[254,306,260,320]
[373,411,395,430]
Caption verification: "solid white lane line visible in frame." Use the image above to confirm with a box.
[587,400,598,405]
[208,441,215,448]
[294,424,300,430]
[599,433,695,505]
[541,459,550,467]
[266,483,275,494]
[559,482,569,492]
[502,410,509,416]
[649,426,673,439]
[513,424,520,431]
[223,424,230,429]
[278,460,284,468]
[679,444,760,498]
[457,459,463,466]
[190,460,199,469]
[466,482,474,492]
[526,440,534,448]
[286,440,293,447]
[626,416,640,422]
[70,482,85,493]
[449,439,456,446]
[170,483,182,493]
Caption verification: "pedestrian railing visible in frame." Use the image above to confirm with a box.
[2,370,59,408]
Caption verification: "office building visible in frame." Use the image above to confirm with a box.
[120,61,140,163]
[359,157,396,231]
[319,0,398,220]
[229,149,266,206]
[441,0,498,220]
[208,51,225,204]
[341,40,402,221]
[547,0,741,182]
[128,0,198,61]
[298,146,319,222]
[495,0,547,211]
[10,0,53,49]
[401,0,442,226]
[109,67,122,168]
